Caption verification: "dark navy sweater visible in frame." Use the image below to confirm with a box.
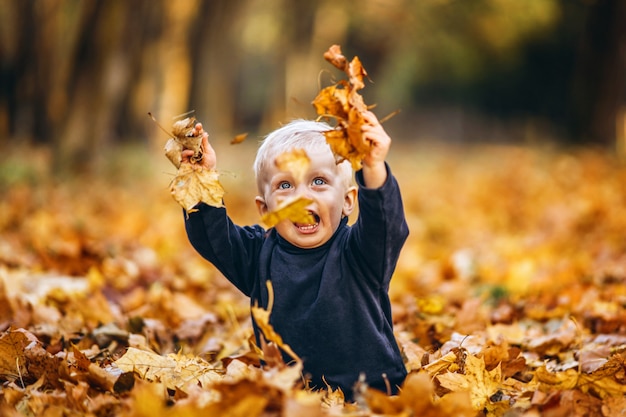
[185,166,409,398]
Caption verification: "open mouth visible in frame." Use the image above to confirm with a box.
[295,212,320,232]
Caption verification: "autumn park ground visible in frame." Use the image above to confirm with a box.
[2,138,626,416]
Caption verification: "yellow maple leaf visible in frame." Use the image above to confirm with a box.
[261,196,315,228]
[274,149,310,184]
[170,163,225,213]
[437,352,505,413]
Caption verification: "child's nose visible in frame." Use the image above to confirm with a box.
[296,183,314,199]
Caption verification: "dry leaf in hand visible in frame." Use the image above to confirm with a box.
[274,149,310,184]
[170,163,224,214]
[312,45,372,170]
[323,44,347,71]
[171,116,203,162]
[154,113,225,212]
[312,83,350,120]
[261,196,315,228]
[152,112,204,168]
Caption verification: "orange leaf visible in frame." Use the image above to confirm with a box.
[323,44,347,71]
[0,329,30,380]
[312,45,372,170]
[251,281,300,364]
[311,83,349,119]
[231,132,248,145]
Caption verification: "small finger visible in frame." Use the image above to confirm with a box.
[194,123,204,136]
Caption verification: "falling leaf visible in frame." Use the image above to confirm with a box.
[251,282,300,364]
[230,133,249,145]
[322,44,347,71]
[170,163,225,213]
[274,149,310,184]
[260,196,315,228]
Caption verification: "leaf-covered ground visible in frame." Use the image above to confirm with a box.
[2,142,626,416]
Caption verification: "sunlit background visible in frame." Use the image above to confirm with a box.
[2,2,626,413]
[1,0,624,177]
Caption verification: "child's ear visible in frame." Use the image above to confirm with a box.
[255,196,268,216]
[342,186,357,216]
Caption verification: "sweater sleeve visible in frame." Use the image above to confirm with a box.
[348,163,409,287]
[184,203,265,296]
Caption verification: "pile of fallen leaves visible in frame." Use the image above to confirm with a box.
[2,140,626,416]
[3,44,626,416]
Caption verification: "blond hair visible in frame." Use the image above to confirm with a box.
[253,120,353,193]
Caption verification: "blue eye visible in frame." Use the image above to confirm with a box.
[278,181,292,189]
[312,178,326,186]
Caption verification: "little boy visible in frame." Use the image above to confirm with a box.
[182,111,409,399]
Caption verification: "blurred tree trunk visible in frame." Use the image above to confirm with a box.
[281,0,349,124]
[571,0,626,146]
[188,0,241,138]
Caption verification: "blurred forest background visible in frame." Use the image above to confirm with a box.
[0,0,625,176]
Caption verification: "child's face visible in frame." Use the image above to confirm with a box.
[256,147,357,249]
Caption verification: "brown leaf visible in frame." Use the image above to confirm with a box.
[0,329,30,381]
[154,112,205,167]
[323,44,347,71]
[347,55,367,90]
[164,137,183,169]
[171,116,203,157]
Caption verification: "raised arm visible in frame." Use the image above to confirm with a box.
[360,110,390,189]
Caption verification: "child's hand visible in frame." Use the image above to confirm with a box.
[360,111,390,188]
[181,123,217,170]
